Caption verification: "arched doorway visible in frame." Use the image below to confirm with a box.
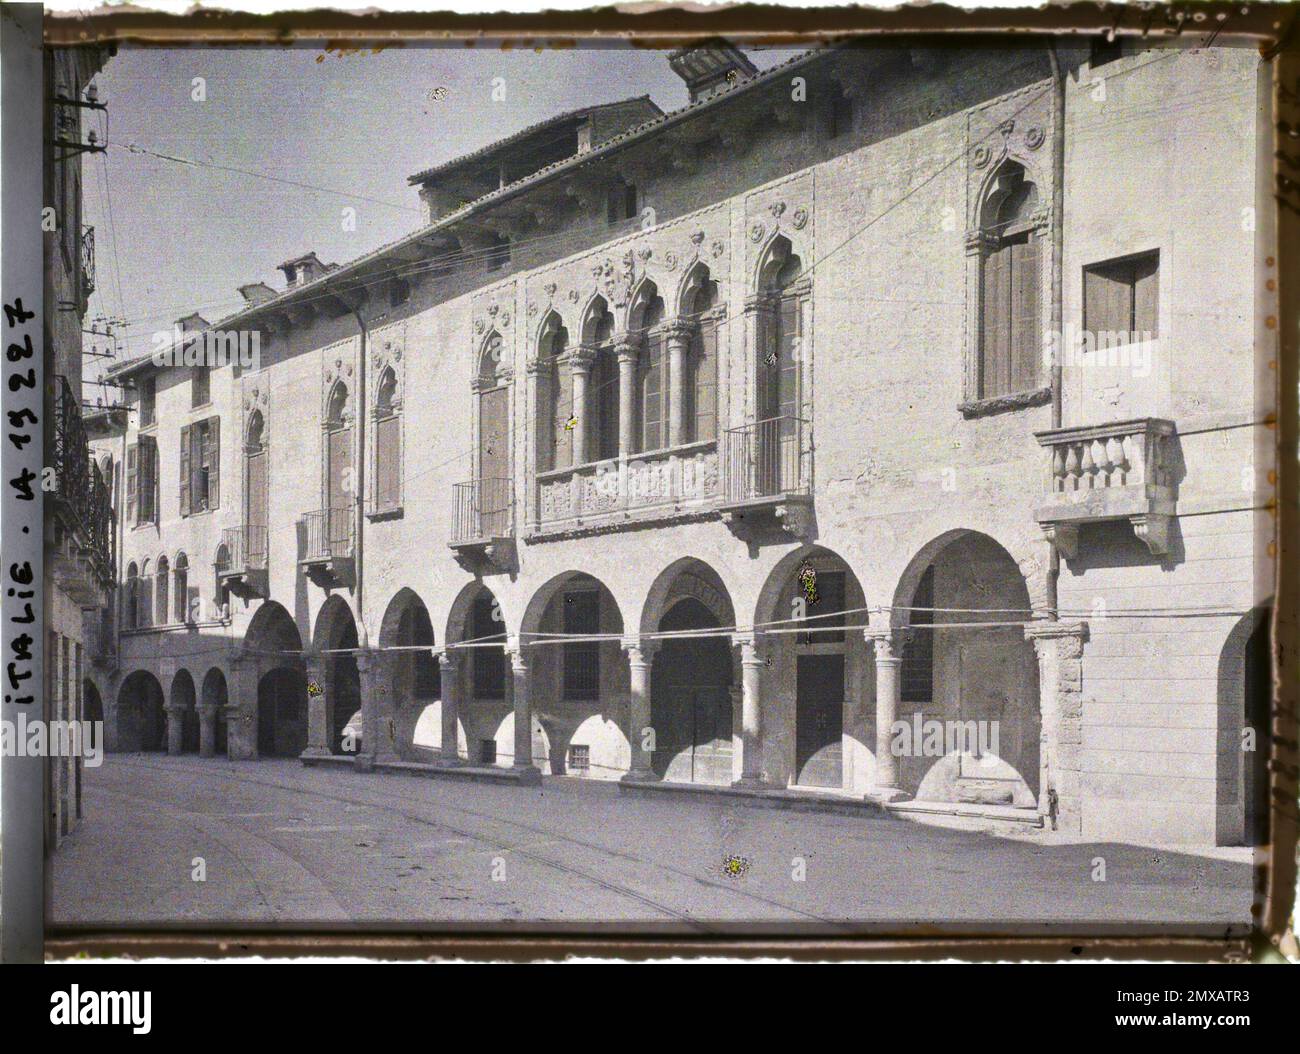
[313,595,360,755]
[82,679,104,754]
[1218,604,1272,846]
[257,667,308,756]
[201,667,229,756]
[892,530,1039,807]
[169,669,200,753]
[378,588,440,759]
[117,670,166,752]
[520,571,625,776]
[446,582,509,766]
[755,547,869,790]
[642,559,736,785]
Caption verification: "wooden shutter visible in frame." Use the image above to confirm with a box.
[1133,253,1159,337]
[981,245,1012,397]
[126,442,138,524]
[694,320,718,442]
[1084,261,1129,336]
[206,416,220,510]
[376,414,400,509]
[551,364,571,471]
[777,295,799,422]
[139,438,157,523]
[640,336,663,452]
[1009,238,1041,392]
[178,425,191,516]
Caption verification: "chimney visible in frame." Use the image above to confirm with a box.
[238,282,277,307]
[277,251,331,289]
[175,313,208,332]
[668,39,759,104]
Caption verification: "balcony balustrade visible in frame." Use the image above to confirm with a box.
[718,415,812,537]
[50,375,114,603]
[298,507,355,587]
[450,477,515,569]
[1033,417,1177,557]
[215,524,269,598]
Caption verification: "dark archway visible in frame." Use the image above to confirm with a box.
[1218,604,1272,846]
[652,598,734,784]
[379,588,440,756]
[257,667,308,757]
[201,667,229,756]
[82,679,104,753]
[169,669,200,753]
[117,670,166,752]
[313,595,360,755]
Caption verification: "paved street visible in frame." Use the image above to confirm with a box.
[50,755,1255,935]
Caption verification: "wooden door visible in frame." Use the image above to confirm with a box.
[246,449,268,564]
[327,426,352,554]
[795,654,843,788]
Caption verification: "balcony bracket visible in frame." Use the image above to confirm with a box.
[448,536,516,574]
[720,494,814,541]
[300,556,354,590]
[217,568,268,601]
[1129,512,1172,558]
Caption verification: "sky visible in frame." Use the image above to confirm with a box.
[80,43,803,394]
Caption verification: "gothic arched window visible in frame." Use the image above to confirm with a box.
[537,312,570,472]
[977,161,1042,399]
[373,367,401,513]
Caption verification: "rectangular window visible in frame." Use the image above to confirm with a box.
[562,590,600,700]
[192,364,210,407]
[607,183,636,225]
[480,739,497,765]
[901,566,934,703]
[139,376,156,427]
[136,436,158,524]
[180,418,220,515]
[125,442,138,524]
[567,744,590,776]
[828,88,853,139]
[639,334,665,452]
[1083,250,1159,342]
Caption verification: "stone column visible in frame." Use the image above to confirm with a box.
[569,348,594,465]
[226,654,258,760]
[865,627,907,800]
[615,336,640,458]
[197,703,218,758]
[353,650,387,771]
[1024,621,1089,834]
[621,638,659,782]
[508,645,540,778]
[437,650,462,765]
[164,705,185,756]
[301,649,332,759]
[664,320,694,448]
[732,635,767,788]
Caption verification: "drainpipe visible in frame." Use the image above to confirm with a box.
[345,298,369,648]
[1045,40,1066,621]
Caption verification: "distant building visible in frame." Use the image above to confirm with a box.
[88,40,1274,846]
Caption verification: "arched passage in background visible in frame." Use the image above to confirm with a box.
[378,587,440,758]
[754,546,869,790]
[201,667,229,756]
[1218,603,1272,846]
[117,670,166,752]
[446,582,508,766]
[82,679,104,753]
[521,571,626,777]
[641,559,736,785]
[891,529,1039,807]
[312,596,359,755]
[246,600,308,758]
[169,668,199,753]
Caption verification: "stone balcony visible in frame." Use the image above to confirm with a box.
[298,508,355,588]
[449,476,515,569]
[530,440,720,540]
[1033,417,1177,557]
[718,415,813,538]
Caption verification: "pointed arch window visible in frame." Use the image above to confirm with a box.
[584,303,618,463]
[373,366,401,514]
[685,274,721,443]
[977,162,1042,400]
[173,552,190,623]
[632,287,666,453]
[138,559,153,628]
[155,555,170,626]
[537,313,571,472]
[757,237,807,429]
[124,561,139,630]
[323,380,353,554]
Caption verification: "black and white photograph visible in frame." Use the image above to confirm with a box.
[4,2,1297,975]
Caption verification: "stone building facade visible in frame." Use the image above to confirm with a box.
[88,39,1275,846]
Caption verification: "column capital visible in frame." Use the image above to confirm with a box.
[1024,620,1089,659]
[864,625,911,660]
[744,293,778,316]
[196,702,219,716]
[569,346,596,373]
[614,333,642,365]
[663,318,696,344]
[437,649,462,670]
[731,633,766,663]
[621,636,660,663]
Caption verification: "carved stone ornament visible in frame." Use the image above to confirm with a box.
[543,282,557,298]
[1025,126,1045,150]
[749,221,766,243]
[973,144,992,169]
[769,201,787,220]
[664,251,679,271]
[791,206,809,230]
[691,230,706,245]
[711,240,725,258]
[474,318,485,334]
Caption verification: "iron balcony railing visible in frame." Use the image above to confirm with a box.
[52,374,114,584]
[452,477,513,543]
[722,415,809,503]
[217,524,269,574]
[300,507,355,561]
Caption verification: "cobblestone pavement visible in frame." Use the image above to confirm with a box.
[50,755,1256,935]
